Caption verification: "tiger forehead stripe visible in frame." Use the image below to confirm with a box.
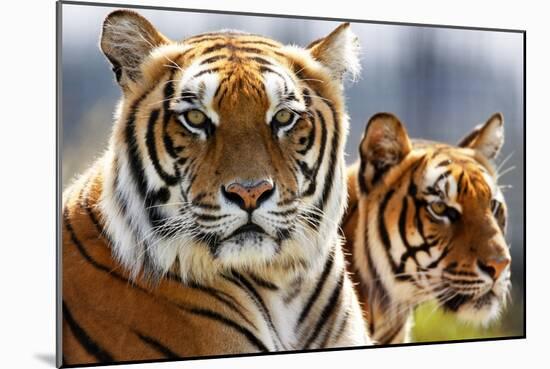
[184,31,283,47]
[169,35,299,113]
[190,36,285,58]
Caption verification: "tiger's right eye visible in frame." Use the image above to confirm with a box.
[427,201,461,223]
[429,201,447,216]
[177,109,215,138]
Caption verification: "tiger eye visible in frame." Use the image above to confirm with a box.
[186,109,207,126]
[430,201,447,215]
[274,109,293,124]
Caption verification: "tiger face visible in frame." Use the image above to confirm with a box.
[98,11,360,281]
[356,112,511,324]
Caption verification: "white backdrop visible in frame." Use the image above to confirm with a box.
[0,0,544,368]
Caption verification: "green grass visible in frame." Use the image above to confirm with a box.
[411,298,524,342]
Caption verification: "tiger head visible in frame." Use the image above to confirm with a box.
[355,112,511,324]
[98,10,360,282]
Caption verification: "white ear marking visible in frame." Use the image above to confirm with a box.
[309,23,361,82]
[459,113,505,160]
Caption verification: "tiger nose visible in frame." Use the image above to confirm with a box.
[222,180,275,212]
[477,256,511,281]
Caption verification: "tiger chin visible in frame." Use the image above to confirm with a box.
[342,112,511,344]
[61,10,371,366]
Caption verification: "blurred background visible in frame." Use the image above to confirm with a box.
[61,4,524,341]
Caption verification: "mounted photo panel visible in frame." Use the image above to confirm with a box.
[57,1,525,367]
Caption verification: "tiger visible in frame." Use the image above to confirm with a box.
[341,112,511,344]
[61,9,371,366]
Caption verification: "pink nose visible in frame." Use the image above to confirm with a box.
[222,180,274,211]
[479,257,510,280]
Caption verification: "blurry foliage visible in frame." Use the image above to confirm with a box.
[411,290,524,342]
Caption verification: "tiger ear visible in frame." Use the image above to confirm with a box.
[458,113,504,160]
[358,113,412,193]
[100,10,169,89]
[307,23,361,82]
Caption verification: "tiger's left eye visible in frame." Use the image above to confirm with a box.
[185,109,207,126]
[274,109,293,125]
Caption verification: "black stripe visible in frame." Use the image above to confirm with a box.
[125,90,154,200]
[111,157,154,250]
[200,55,226,65]
[63,206,133,285]
[378,322,404,345]
[457,170,465,195]
[251,56,272,65]
[333,309,350,343]
[378,189,399,273]
[62,301,114,363]
[248,273,279,290]
[135,332,180,359]
[187,307,269,352]
[213,76,230,108]
[179,90,199,103]
[396,196,412,274]
[302,92,312,108]
[217,85,230,108]
[239,46,269,54]
[357,158,369,194]
[191,201,220,211]
[183,280,258,330]
[365,238,391,316]
[186,35,227,44]
[239,40,281,48]
[436,159,452,167]
[78,173,106,238]
[145,108,179,185]
[426,245,451,269]
[83,198,104,237]
[319,302,341,348]
[201,44,270,56]
[195,213,230,222]
[162,73,179,159]
[296,115,316,156]
[284,276,303,304]
[190,192,209,203]
[312,98,341,228]
[341,202,358,229]
[202,43,228,55]
[303,271,345,349]
[224,272,283,349]
[297,248,334,326]
[64,208,266,352]
[268,208,297,217]
[259,66,285,80]
[302,109,327,198]
[192,67,220,78]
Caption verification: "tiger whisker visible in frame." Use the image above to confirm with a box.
[496,151,515,173]
[296,77,325,84]
[301,93,334,104]
[134,32,186,74]
[496,165,516,180]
